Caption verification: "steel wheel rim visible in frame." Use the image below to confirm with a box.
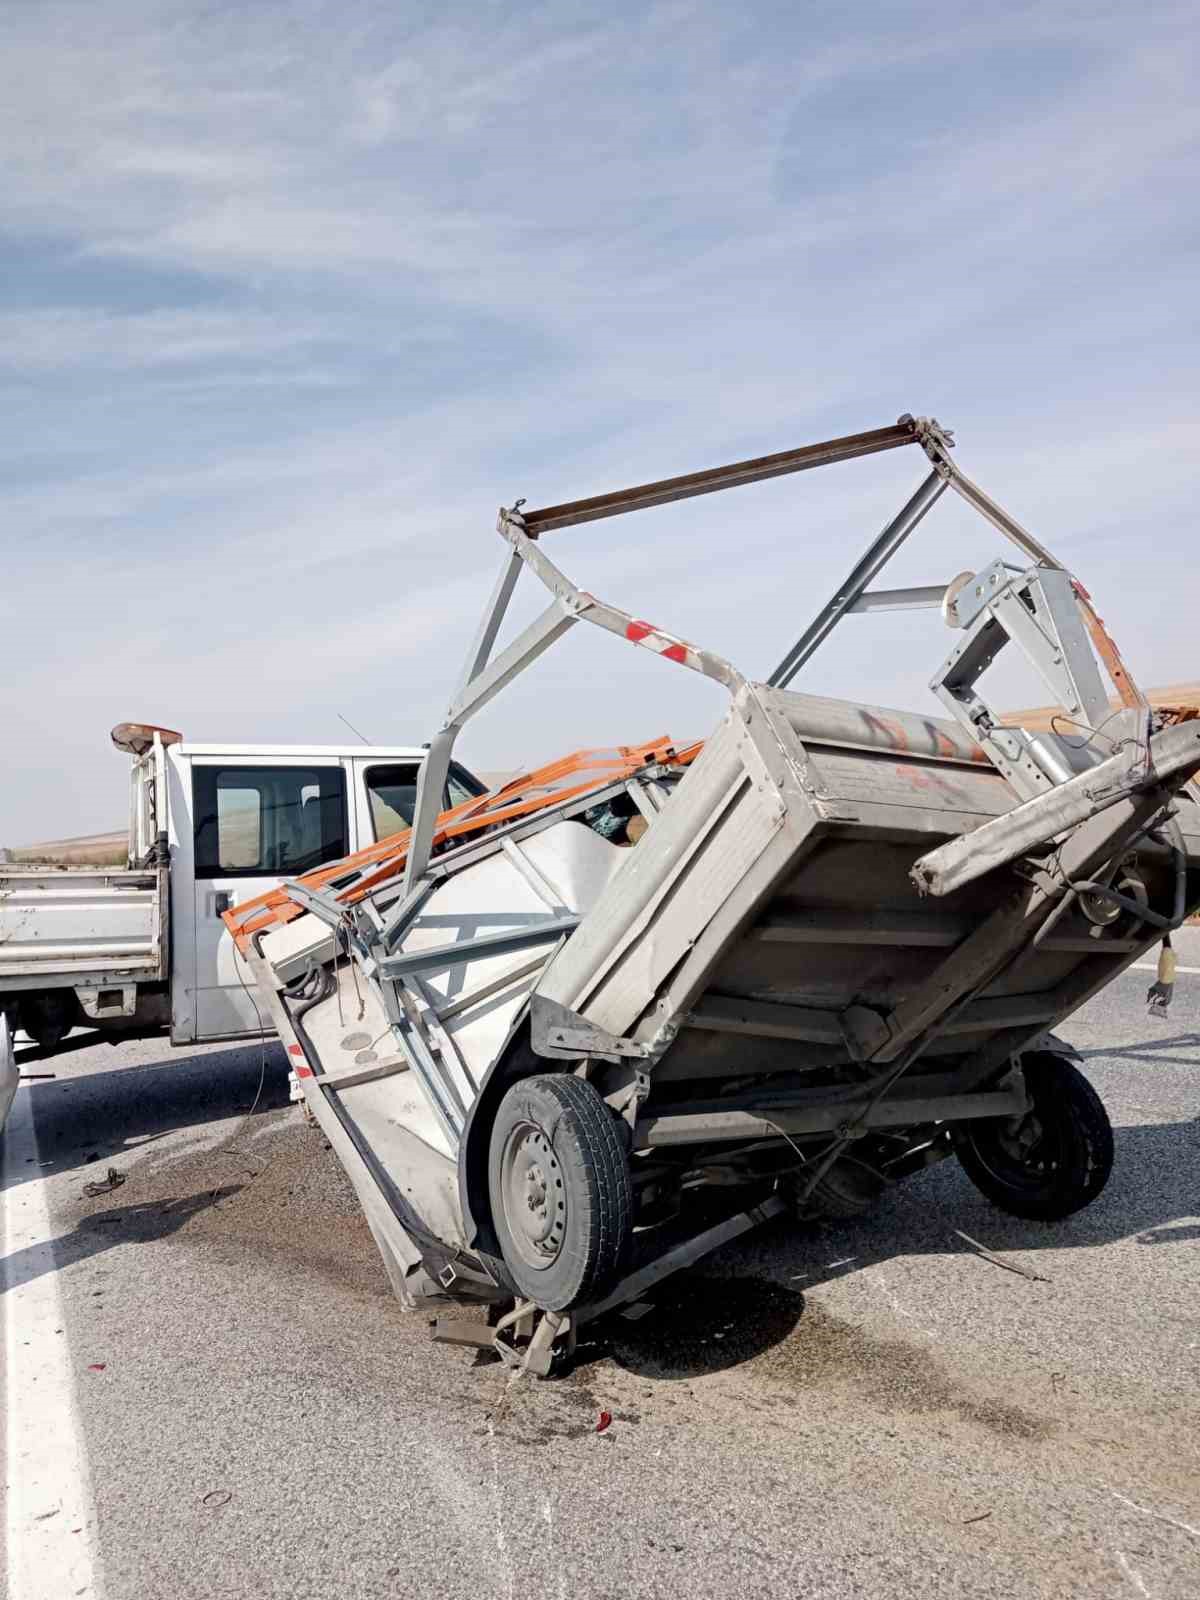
[500,1120,567,1271]
[972,1110,1066,1193]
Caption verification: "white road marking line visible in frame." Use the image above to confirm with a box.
[1131,963,1200,974]
[1116,1550,1152,1597]
[3,1088,105,1599]
[1110,1488,1200,1540]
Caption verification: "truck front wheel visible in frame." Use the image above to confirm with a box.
[953,1053,1114,1221]
[488,1073,632,1312]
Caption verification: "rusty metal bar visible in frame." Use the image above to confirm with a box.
[1073,584,1147,710]
[518,419,923,534]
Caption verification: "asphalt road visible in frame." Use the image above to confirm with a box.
[4,939,1199,1600]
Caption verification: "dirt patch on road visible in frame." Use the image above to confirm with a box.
[760,1299,1051,1441]
[65,1111,395,1304]
[604,1270,1050,1443]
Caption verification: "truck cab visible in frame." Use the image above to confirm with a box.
[0,727,485,1055]
[168,740,484,1043]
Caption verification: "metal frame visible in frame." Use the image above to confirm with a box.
[928,562,1143,800]
[254,408,1181,1184]
[400,413,1144,901]
[239,414,1200,1378]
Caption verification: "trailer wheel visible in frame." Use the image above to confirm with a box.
[953,1053,1114,1221]
[488,1074,632,1312]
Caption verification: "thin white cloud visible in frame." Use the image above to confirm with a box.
[0,307,324,372]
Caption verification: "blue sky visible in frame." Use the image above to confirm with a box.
[2,0,1198,842]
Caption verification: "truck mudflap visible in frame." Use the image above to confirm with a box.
[0,1013,17,1135]
[227,415,1200,1377]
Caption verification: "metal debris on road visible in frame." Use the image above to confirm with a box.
[953,1230,1051,1283]
[83,1167,126,1197]
[202,1490,233,1509]
[620,1301,654,1322]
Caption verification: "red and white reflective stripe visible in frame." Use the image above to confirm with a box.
[624,619,700,670]
[287,1042,313,1078]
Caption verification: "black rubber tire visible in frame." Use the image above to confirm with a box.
[21,991,76,1051]
[809,1158,884,1220]
[488,1073,632,1312]
[953,1053,1114,1221]
[784,1154,884,1221]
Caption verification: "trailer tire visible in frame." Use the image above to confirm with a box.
[809,1158,885,1220]
[488,1073,632,1312]
[953,1053,1114,1221]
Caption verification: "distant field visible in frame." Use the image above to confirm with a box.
[0,830,128,867]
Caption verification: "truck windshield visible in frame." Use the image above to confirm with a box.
[365,761,486,842]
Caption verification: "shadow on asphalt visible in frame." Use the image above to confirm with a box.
[587,1267,806,1378]
[718,1114,1200,1287]
[0,1186,243,1295]
[578,1115,1200,1379]
[1,1043,290,1194]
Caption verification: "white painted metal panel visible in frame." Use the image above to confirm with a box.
[435,824,629,1083]
[0,869,162,983]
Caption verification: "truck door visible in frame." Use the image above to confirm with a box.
[188,761,350,1042]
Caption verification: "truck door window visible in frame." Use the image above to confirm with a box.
[193,767,347,878]
[365,762,487,842]
[364,764,420,839]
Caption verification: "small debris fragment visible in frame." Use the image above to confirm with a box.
[953,1229,1051,1283]
[620,1301,654,1322]
[963,1511,992,1525]
[34,1508,61,1521]
[596,1411,613,1433]
[86,1363,106,1373]
[83,1167,126,1198]
[202,1490,232,1509]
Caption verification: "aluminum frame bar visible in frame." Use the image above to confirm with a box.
[636,1081,1028,1146]
[846,584,949,613]
[377,914,581,979]
[453,547,523,702]
[445,597,577,726]
[768,470,948,688]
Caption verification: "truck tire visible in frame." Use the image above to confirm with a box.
[21,990,77,1051]
[953,1053,1114,1221]
[488,1073,632,1312]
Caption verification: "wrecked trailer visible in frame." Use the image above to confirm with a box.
[227,414,1200,1373]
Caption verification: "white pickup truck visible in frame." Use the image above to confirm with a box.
[0,723,484,1060]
